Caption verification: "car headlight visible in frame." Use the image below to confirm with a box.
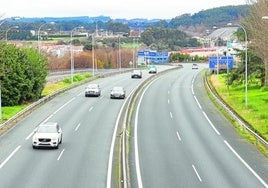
[32,135,38,142]
[51,137,58,142]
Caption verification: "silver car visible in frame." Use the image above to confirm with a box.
[32,122,62,149]
[85,84,101,97]
[110,86,126,99]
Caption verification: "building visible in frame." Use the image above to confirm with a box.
[137,50,169,65]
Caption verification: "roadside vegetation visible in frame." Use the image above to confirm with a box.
[210,74,268,141]
[1,74,91,123]
[209,73,268,156]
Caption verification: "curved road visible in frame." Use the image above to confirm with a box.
[0,66,174,188]
[132,63,268,188]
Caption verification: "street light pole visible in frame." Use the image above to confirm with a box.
[38,22,55,53]
[91,33,95,78]
[5,25,19,42]
[70,26,84,83]
[118,36,121,72]
[228,23,248,107]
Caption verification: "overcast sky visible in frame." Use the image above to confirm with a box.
[1,0,247,19]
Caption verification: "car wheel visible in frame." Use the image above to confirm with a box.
[32,145,36,149]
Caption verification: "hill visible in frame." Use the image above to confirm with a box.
[169,5,250,36]
[7,5,249,34]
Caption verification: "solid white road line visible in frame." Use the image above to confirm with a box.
[194,96,202,110]
[0,145,21,169]
[202,111,221,135]
[224,140,268,187]
[192,164,202,182]
[106,86,137,188]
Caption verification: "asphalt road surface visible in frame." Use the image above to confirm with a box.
[131,63,268,188]
[0,66,174,188]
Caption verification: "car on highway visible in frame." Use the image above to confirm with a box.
[32,122,62,149]
[85,84,101,97]
[131,69,142,78]
[192,63,198,69]
[148,65,157,74]
[110,86,126,99]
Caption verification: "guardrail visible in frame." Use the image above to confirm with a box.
[120,65,182,188]
[0,69,132,134]
[204,72,268,148]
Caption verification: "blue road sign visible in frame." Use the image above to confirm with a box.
[209,56,234,69]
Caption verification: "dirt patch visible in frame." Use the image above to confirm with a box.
[210,75,222,87]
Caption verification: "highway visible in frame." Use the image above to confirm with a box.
[131,64,268,188]
[0,66,173,188]
[0,63,267,188]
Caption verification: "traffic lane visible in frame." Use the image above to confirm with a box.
[133,69,267,188]
[135,78,200,187]
[0,70,151,188]
[169,69,267,187]
[134,69,203,188]
[0,70,138,162]
[0,93,126,188]
[193,71,268,184]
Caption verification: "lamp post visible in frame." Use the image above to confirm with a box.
[118,35,121,71]
[92,34,95,78]
[228,23,248,107]
[89,33,95,78]
[5,25,19,41]
[70,26,84,83]
[38,22,55,53]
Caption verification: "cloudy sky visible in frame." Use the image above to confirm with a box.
[1,0,247,19]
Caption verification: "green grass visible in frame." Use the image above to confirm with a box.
[210,74,268,140]
[1,73,92,123]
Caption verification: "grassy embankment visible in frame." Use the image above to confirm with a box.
[209,73,268,154]
[1,74,91,123]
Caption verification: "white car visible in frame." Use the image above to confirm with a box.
[131,69,142,78]
[85,84,101,97]
[149,65,157,73]
[192,63,198,69]
[110,86,126,99]
[32,122,62,149]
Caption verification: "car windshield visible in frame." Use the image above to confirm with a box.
[113,87,123,92]
[37,126,58,133]
[87,84,98,89]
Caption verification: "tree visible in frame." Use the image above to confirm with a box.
[0,42,48,106]
[244,0,268,86]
